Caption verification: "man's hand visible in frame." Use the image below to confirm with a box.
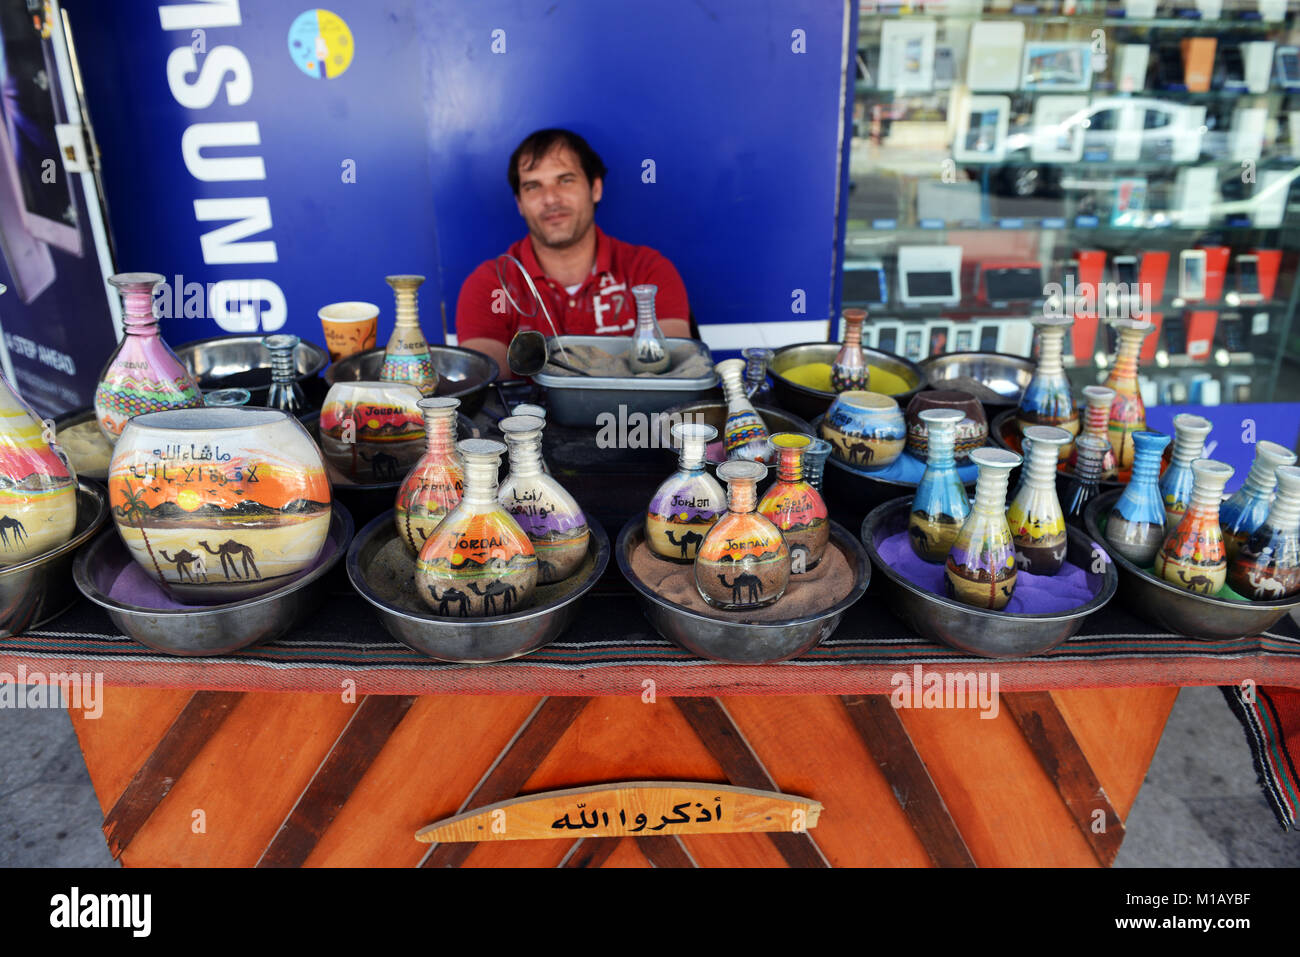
[460,337,515,380]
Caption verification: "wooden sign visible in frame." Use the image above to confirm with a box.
[416,781,823,843]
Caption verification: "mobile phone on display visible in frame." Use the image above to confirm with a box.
[1179,250,1207,300]
[1235,255,1261,301]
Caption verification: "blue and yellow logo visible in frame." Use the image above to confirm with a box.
[288,9,354,79]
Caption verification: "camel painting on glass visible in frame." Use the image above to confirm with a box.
[0,376,78,567]
[318,381,426,484]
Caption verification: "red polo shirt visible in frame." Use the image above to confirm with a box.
[455,227,689,345]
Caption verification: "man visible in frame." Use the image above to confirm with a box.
[456,129,690,375]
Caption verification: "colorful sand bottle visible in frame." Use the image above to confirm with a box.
[263,334,307,415]
[1159,413,1212,528]
[1154,458,1234,596]
[511,403,551,474]
[1062,434,1108,528]
[497,415,590,584]
[758,433,830,574]
[416,438,537,618]
[908,409,970,563]
[1228,465,1300,601]
[1219,440,1297,562]
[945,447,1021,610]
[646,422,726,562]
[1007,425,1072,576]
[627,284,671,374]
[0,374,77,566]
[394,397,464,555]
[1017,316,1078,460]
[1102,319,1154,470]
[94,272,203,442]
[1105,430,1171,566]
[716,358,770,462]
[831,308,870,393]
[380,274,440,397]
[1068,385,1117,480]
[695,459,790,610]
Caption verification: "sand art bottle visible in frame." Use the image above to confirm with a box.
[394,397,464,555]
[695,460,790,610]
[1219,440,1297,562]
[1017,316,1078,459]
[1154,458,1234,596]
[1159,413,1211,528]
[758,433,830,574]
[627,284,670,374]
[380,274,440,397]
[0,375,77,566]
[263,334,307,415]
[716,358,770,462]
[1106,430,1170,566]
[1229,465,1300,601]
[1007,425,1072,576]
[743,347,775,404]
[831,308,870,393]
[511,403,550,474]
[1067,385,1117,480]
[945,447,1021,610]
[1101,319,1154,470]
[908,409,970,563]
[497,415,589,584]
[646,422,726,562]
[1062,435,1108,528]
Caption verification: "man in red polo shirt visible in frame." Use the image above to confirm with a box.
[456,129,690,376]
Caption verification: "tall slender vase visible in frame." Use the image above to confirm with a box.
[1159,413,1212,528]
[94,273,203,441]
[743,348,775,403]
[909,409,970,562]
[695,460,790,610]
[1154,458,1234,596]
[1229,465,1300,600]
[1102,319,1154,470]
[0,375,77,566]
[716,359,770,462]
[1007,425,1072,575]
[945,447,1021,610]
[1068,385,1117,480]
[1062,435,1108,528]
[758,433,830,573]
[831,308,870,393]
[263,334,307,415]
[627,284,670,374]
[379,274,440,397]
[394,397,464,555]
[1219,440,1297,562]
[1017,316,1078,460]
[646,422,727,562]
[1106,430,1170,566]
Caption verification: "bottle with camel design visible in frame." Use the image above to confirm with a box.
[1158,413,1212,528]
[1101,318,1154,471]
[715,358,770,462]
[1062,435,1108,528]
[831,308,870,393]
[908,409,970,563]
[0,373,77,566]
[627,285,671,374]
[416,438,537,618]
[1105,430,1170,566]
[496,415,589,584]
[945,448,1021,610]
[379,275,440,397]
[94,273,203,442]
[1067,385,1117,481]
[646,422,726,563]
[1153,458,1235,596]
[758,432,829,574]
[1007,426,1072,576]
[695,459,790,610]
[1228,465,1300,601]
[394,397,464,555]
[1219,440,1297,562]
[1016,316,1078,461]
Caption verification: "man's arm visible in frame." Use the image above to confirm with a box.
[460,336,513,379]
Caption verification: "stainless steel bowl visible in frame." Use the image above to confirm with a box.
[72,502,354,656]
[919,351,1033,409]
[53,407,112,481]
[0,481,109,638]
[347,509,610,663]
[657,400,813,465]
[862,497,1117,658]
[769,341,924,421]
[325,345,499,416]
[176,334,331,408]
[1084,489,1300,641]
[616,516,871,664]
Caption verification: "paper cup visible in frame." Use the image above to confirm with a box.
[319,301,379,362]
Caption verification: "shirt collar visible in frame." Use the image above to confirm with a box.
[522,225,609,288]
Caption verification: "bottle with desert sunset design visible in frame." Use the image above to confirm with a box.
[1105,430,1170,566]
[758,433,829,574]
[945,447,1021,610]
[1007,425,1072,576]
[1101,319,1154,471]
[1154,458,1234,596]
[695,459,790,610]
[1159,413,1212,528]
[1017,316,1078,460]
[908,409,970,563]
[716,358,770,462]
[1067,385,1117,480]
[0,374,77,566]
[497,415,589,584]
[394,397,464,555]
[831,308,870,393]
[1219,440,1297,562]
[1228,465,1300,601]
[379,274,440,397]
[626,284,670,374]
[646,422,726,562]
[416,438,536,618]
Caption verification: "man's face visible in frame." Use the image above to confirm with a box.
[514,145,602,250]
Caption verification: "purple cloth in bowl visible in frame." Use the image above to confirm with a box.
[106,537,339,611]
[877,530,1095,614]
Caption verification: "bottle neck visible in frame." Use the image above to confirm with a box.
[424,410,458,457]
[1265,483,1300,531]
[727,479,757,513]
[393,288,419,329]
[121,290,160,337]
[677,436,708,472]
[974,468,1012,512]
[1035,327,1067,375]
[1171,428,1208,466]
[720,368,750,408]
[268,346,296,384]
[776,446,804,483]
[925,424,956,469]
[1111,327,1143,380]
[842,317,863,349]
[1241,451,1284,496]
[1083,398,1110,438]
[743,349,772,396]
[504,429,544,478]
[1024,440,1060,487]
[1189,477,1228,514]
[462,457,500,505]
[1131,444,1164,484]
[1072,446,1104,486]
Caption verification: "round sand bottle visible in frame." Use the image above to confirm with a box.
[511,403,551,474]
[95,273,203,441]
[1067,385,1117,480]
[945,448,1021,610]
[394,397,464,555]
[1154,458,1234,596]
[1007,425,1072,576]
[908,409,970,563]
[497,415,590,584]
[1102,319,1154,470]
[1229,465,1300,601]
[627,284,670,374]
[716,358,770,462]
[831,308,870,393]
[646,422,726,562]
[263,334,307,415]
[1219,440,1297,562]
[1159,413,1212,528]
[1017,316,1078,460]
[380,274,439,397]
[0,374,77,566]
[695,460,790,610]
[416,438,536,618]
[1063,435,1108,528]
[758,433,830,574]
[1106,430,1170,566]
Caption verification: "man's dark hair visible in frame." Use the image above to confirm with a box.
[508,128,608,196]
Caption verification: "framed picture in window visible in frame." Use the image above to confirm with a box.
[1029,95,1088,163]
[1021,42,1092,91]
[953,95,1010,163]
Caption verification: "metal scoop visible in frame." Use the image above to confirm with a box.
[495,254,585,377]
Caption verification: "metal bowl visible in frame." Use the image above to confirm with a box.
[657,400,813,465]
[0,481,109,638]
[919,351,1033,411]
[616,516,871,664]
[861,497,1117,658]
[1084,489,1300,641]
[176,334,331,408]
[347,509,610,663]
[53,407,113,481]
[73,502,354,656]
[325,345,499,416]
[769,341,924,421]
